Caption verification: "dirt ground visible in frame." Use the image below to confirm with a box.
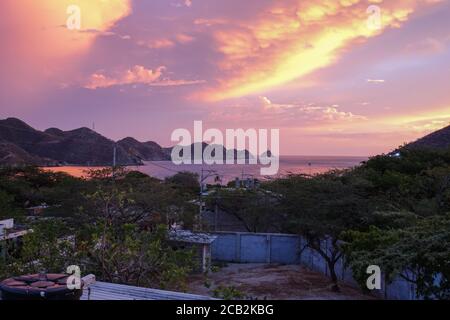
[188,263,377,300]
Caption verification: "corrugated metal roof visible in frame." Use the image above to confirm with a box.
[81,281,213,300]
[169,230,217,244]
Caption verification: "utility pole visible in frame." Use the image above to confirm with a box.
[113,144,117,167]
[198,168,220,231]
[200,168,204,195]
[112,143,117,179]
[200,168,219,194]
[214,194,219,232]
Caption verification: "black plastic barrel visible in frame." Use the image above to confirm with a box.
[0,273,84,300]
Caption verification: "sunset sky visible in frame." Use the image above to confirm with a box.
[1,0,449,156]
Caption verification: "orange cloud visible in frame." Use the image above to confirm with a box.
[201,0,441,101]
[85,65,205,89]
[0,0,132,100]
[3,0,131,61]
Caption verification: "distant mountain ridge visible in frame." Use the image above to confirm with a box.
[117,137,171,161]
[0,118,252,166]
[0,118,151,166]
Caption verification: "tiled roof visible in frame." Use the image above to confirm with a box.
[81,281,213,300]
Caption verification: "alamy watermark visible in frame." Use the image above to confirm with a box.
[66,265,82,290]
[366,265,381,290]
[367,5,382,31]
[171,121,280,175]
[66,5,81,30]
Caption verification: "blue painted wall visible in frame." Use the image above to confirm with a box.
[210,233,237,262]
[270,235,301,264]
[240,234,267,263]
[210,231,418,300]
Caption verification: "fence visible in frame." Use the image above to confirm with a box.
[210,231,417,300]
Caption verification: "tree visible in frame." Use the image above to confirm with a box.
[0,166,199,291]
[268,171,370,290]
[207,188,281,233]
[342,215,450,299]
[0,166,83,219]
[80,223,195,290]
[76,175,197,290]
[165,171,200,196]
[0,189,22,220]
[0,220,75,279]
[353,149,450,216]
[79,168,198,229]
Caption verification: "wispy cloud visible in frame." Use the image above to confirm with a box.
[367,79,386,84]
[145,39,176,49]
[207,96,367,129]
[172,0,193,8]
[403,37,449,55]
[259,96,368,123]
[194,18,228,27]
[138,34,194,49]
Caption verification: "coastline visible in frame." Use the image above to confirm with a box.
[40,155,368,181]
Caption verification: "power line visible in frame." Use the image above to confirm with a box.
[143,161,184,174]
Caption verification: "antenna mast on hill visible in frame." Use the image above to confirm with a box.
[200,168,220,194]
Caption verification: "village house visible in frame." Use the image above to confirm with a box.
[168,229,217,273]
[0,219,31,259]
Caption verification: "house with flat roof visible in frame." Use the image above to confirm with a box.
[168,229,217,273]
[0,219,30,240]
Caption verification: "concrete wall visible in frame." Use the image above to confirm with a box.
[210,231,417,300]
[211,232,302,264]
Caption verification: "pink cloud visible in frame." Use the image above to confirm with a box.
[85,65,205,89]
[176,33,195,44]
[85,65,165,89]
[194,18,228,27]
[145,39,176,49]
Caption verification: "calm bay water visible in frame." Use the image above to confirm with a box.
[44,156,367,184]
